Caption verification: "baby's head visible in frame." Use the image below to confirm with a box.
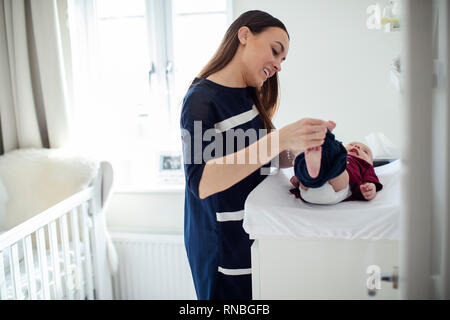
[345,142,373,165]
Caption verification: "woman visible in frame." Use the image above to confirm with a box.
[180,10,329,300]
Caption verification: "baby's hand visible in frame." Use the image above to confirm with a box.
[360,182,376,200]
[290,176,300,189]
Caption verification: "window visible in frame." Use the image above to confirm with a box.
[67,0,230,190]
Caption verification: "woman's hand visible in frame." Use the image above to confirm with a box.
[279,118,330,159]
[198,118,329,199]
[360,182,376,200]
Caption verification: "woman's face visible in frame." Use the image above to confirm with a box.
[240,26,290,88]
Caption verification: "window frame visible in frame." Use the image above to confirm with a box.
[68,0,232,192]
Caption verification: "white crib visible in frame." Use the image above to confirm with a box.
[0,155,114,300]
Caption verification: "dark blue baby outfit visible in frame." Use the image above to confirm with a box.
[294,131,348,188]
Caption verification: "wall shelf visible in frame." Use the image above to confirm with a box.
[367,1,400,33]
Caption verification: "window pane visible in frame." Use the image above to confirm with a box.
[172,13,227,84]
[173,0,226,14]
[94,1,157,181]
[69,0,229,189]
[170,11,228,145]
[97,17,150,109]
[97,0,145,18]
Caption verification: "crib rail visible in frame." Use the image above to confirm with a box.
[0,187,94,250]
[0,187,97,300]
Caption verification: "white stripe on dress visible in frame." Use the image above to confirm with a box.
[218,266,252,276]
[216,210,245,222]
[214,105,259,133]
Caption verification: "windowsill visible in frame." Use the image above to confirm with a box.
[114,184,185,194]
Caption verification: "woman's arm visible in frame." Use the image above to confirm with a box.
[199,130,280,199]
[198,118,329,199]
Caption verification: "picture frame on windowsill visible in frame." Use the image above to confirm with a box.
[157,151,184,185]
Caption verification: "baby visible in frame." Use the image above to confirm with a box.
[290,122,383,204]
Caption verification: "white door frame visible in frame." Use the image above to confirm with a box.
[400,0,450,299]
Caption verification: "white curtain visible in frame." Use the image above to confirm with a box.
[0,0,72,155]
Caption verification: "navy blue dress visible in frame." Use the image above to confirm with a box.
[180,78,270,300]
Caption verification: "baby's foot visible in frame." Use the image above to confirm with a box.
[305,145,321,178]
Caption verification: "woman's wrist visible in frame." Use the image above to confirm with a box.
[277,128,289,153]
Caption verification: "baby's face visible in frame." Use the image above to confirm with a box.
[345,142,373,164]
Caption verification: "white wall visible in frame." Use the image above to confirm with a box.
[106,0,402,234]
[107,191,184,233]
[234,0,402,145]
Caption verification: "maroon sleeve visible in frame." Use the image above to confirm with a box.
[362,165,383,192]
[347,164,383,201]
[349,183,365,201]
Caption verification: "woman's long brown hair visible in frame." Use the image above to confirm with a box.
[197,10,289,130]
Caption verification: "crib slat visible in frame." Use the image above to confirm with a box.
[11,243,23,299]
[23,235,37,300]
[59,214,74,300]
[70,208,85,300]
[0,251,7,299]
[6,247,16,299]
[80,202,94,300]
[49,221,63,299]
[36,228,51,299]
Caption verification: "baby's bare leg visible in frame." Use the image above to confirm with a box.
[328,170,349,192]
[304,146,322,178]
[304,121,337,179]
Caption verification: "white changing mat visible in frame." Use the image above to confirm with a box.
[243,160,402,240]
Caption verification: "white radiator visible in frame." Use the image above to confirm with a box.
[111,233,196,300]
